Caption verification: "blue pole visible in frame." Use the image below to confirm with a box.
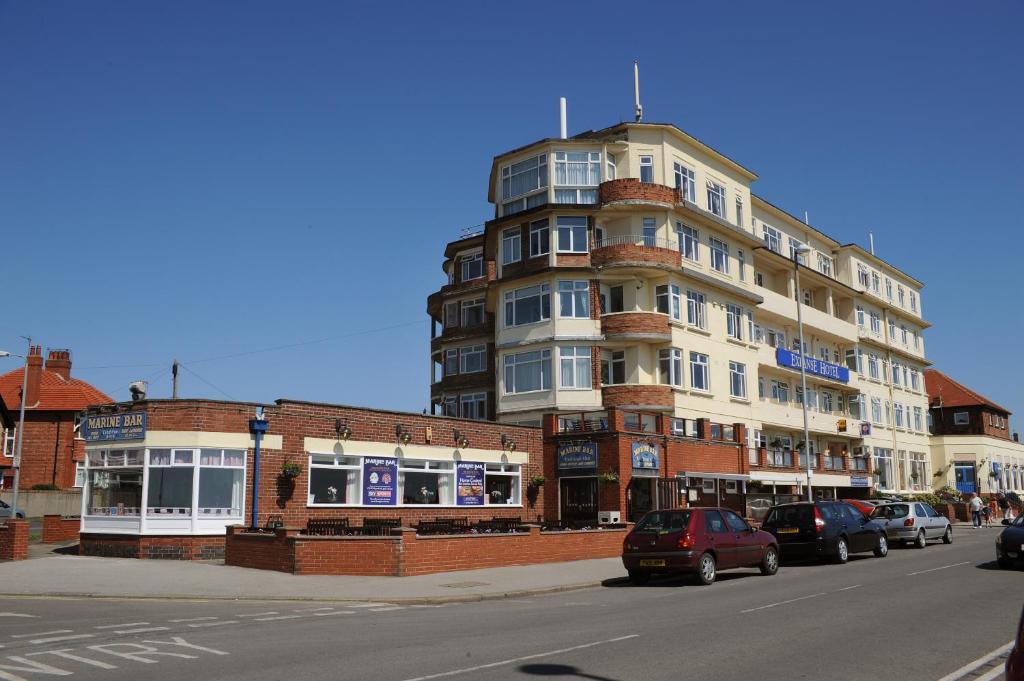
[249,418,269,529]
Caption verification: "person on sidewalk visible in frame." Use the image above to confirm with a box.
[969,494,984,528]
[998,493,1011,521]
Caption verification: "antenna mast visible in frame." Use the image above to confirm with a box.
[633,60,643,122]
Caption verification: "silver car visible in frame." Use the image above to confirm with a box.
[869,501,952,548]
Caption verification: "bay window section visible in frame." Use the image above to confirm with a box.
[504,284,550,326]
[554,151,600,204]
[460,393,487,420]
[147,449,194,515]
[485,463,521,505]
[309,454,361,505]
[504,349,552,394]
[601,350,626,385]
[560,346,593,390]
[556,216,589,253]
[658,348,684,387]
[198,449,244,516]
[501,154,548,215]
[558,280,590,318]
[400,460,454,505]
[529,220,550,257]
[655,284,681,320]
[86,449,144,516]
[461,254,484,282]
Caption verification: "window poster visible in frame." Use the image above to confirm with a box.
[456,462,485,506]
[362,457,398,506]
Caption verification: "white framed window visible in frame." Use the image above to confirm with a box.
[601,350,626,385]
[673,162,695,202]
[762,224,782,253]
[735,198,744,227]
[658,348,684,387]
[888,319,896,340]
[869,311,881,334]
[554,151,600,187]
[444,349,459,376]
[817,254,832,277]
[857,265,870,288]
[461,298,484,327]
[502,228,521,265]
[677,223,699,262]
[871,398,883,424]
[758,377,765,399]
[855,305,865,327]
[639,155,654,183]
[821,391,834,412]
[2,427,13,458]
[444,302,459,328]
[729,362,746,399]
[901,325,908,345]
[870,271,880,294]
[558,280,590,318]
[894,403,905,428]
[504,284,551,327]
[460,393,487,420]
[737,250,746,281]
[913,331,920,350]
[605,153,616,181]
[501,154,548,215]
[689,352,710,392]
[459,345,486,374]
[788,237,805,263]
[709,237,729,273]
[687,290,706,329]
[868,354,880,380]
[441,396,457,417]
[559,346,592,390]
[484,463,521,505]
[642,217,657,246]
[556,216,588,253]
[726,304,744,340]
[701,479,716,494]
[74,461,86,488]
[897,286,905,307]
[892,361,902,386]
[655,284,682,321]
[910,291,918,312]
[910,369,920,391]
[771,380,790,402]
[529,219,550,258]
[953,411,969,425]
[461,253,484,281]
[504,349,552,394]
[707,180,726,218]
[913,406,923,432]
[885,278,893,300]
[399,459,455,506]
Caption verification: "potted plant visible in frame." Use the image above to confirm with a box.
[530,475,546,488]
[599,471,620,484]
[281,462,302,479]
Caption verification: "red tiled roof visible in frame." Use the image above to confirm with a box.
[0,367,112,412]
[924,369,1011,415]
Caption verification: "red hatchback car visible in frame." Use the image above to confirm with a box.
[622,507,779,585]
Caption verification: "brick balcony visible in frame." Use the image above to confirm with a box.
[599,178,680,207]
[600,312,671,342]
[601,384,674,410]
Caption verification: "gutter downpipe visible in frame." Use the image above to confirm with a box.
[249,416,269,530]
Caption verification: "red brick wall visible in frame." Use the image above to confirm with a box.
[601,312,671,337]
[930,406,1013,440]
[42,515,80,543]
[0,520,28,561]
[599,179,680,206]
[591,243,681,269]
[601,385,674,408]
[12,411,84,490]
[80,534,225,560]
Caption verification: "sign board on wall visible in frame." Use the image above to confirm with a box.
[456,462,485,506]
[850,475,870,488]
[557,442,598,470]
[361,457,398,506]
[631,441,660,471]
[81,412,147,442]
[775,348,850,384]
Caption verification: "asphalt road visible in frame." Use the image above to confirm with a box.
[0,527,1018,681]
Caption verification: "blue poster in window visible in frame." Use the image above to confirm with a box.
[456,462,485,506]
[631,441,660,470]
[362,457,397,506]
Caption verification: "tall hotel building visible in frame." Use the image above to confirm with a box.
[427,119,932,499]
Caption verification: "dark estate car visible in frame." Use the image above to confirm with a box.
[762,501,888,563]
[997,515,1024,569]
[622,507,779,585]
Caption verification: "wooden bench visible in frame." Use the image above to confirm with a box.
[306,518,350,536]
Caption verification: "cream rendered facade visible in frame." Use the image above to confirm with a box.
[431,121,933,497]
[930,435,1024,495]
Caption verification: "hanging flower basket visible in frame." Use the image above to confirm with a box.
[281,462,302,479]
[600,471,620,484]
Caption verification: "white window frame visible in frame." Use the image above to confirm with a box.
[460,393,487,421]
[762,225,782,253]
[726,304,744,340]
[687,290,706,329]
[639,155,654,183]
[558,280,590,319]
[503,349,552,395]
[817,254,832,277]
[559,346,593,390]
[74,461,86,488]
[459,345,486,374]
[502,227,521,265]
[504,284,551,327]
[655,283,682,321]
[709,237,729,273]
[729,362,747,399]
[658,348,684,387]
[673,162,695,202]
[556,216,589,253]
[689,352,710,392]
[461,253,484,282]
[460,298,485,327]
[677,223,700,262]
[528,219,550,258]
[501,154,548,215]
[953,411,969,425]
[707,181,726,218]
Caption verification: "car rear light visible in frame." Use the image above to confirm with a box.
[677,533,695,549]
[904,518,915,527]
[814,506,825,533]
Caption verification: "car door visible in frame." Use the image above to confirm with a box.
[703,510,737,569]
[913,503,931,538]
[837,502,871,552]
[721,509,759,567]
[924,503,946,535]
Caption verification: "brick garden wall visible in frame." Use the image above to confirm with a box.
[41,515,80,543]
[0,520,28,561]
[80,534,225,560]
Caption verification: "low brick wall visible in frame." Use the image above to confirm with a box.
[225,524,629,577]
[42,515,81,543]
[0,520,28,561]
[80,534,225,560]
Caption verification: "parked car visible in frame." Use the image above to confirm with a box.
[869,501,952,548]
[1008,604,1023,681]
[762,501,888,563]
[842,499,879,517]
[0,500,25,520]
[997,515,1024,569]
[622,507,779,585]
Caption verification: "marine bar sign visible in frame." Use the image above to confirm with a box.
[775,348,850,384]
[557,442,598,470]
[82,412,147,442]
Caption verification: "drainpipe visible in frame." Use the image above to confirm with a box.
[249,414,269,530]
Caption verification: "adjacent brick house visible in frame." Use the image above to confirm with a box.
[0,347,111,490]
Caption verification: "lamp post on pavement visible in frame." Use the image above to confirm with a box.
[0,337,31,520]
[792,247,814,502]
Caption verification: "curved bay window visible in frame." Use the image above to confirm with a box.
[147,449,194,515]
[86,449,143,516]
[199,449,245,516]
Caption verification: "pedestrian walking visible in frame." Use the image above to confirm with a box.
[969,494,984,528]
[998,493,1011,522]
[982,504,992,528]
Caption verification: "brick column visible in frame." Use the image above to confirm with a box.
[0,520,28,561]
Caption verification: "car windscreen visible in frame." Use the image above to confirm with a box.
[634,511,691,533]
[870,504,909,519]
[764,506,811,526]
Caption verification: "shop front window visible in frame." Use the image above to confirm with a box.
[198,449,244,516]
[87,470,143,516]
[147,448,194,515]
[400,460,454,505]
[485,463,521,505]
[308,454,361,505]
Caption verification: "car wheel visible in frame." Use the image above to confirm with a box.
[873,533,888,557]
[627,570,650,586]
[914,530,927,549]
[696,553,717,585]
[834,537,849,564]
[942,526,953,544]
[759,546,779,576]
[998,557,1014,570]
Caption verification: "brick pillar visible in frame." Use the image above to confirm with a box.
[1,520,29,561]
[734,423,749,474]
[696,418,710,440]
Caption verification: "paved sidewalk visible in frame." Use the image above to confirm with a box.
[0,548,626,603]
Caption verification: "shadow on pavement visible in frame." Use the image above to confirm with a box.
[601,571,758,588]
[519,663,622,680]
[976,560,1021,571]
[777,554,875,568]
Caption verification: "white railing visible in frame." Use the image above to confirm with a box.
[594,234,677,250]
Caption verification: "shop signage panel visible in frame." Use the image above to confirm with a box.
[850,475,870,488]
[775,348,849,384]
[631,441,660,471]
[81,412,147,442]
[557,441,598,470]
[456,462,485,506]
[362,457,398,506]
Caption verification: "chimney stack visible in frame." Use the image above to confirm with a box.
[24,345,43,408]
[45,349,72,381]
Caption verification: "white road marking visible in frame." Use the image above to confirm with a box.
[836,585,861,591]
[168,617,218,623]
[187,621,238,628]
[95,622,149,630]
[0,614,38,619]
[237,612,278,618]
[27,648,118,669]
[397,634,639,681]
[348,603,394,608]
[972,665,1006,681]
[254,615,302,622]
[29,634,95,645]
[409,605,447,608]
[292,607,334,613]
[312,611,356,617]
[740,592,828,614]
[907,561,970,576]
[114,627,169,634]
[933,640,1014,681]
[369,607,404,612]
[11,630,71,639]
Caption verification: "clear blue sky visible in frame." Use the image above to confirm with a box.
[1,2,1021,425]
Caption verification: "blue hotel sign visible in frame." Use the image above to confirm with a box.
[82,412,147,442]
[775,348,850,384]
[558,442,598,470]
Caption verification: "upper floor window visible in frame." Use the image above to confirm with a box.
[677,223,699,262]
[554,151,600,186]
[953,411,969,425]
[857,265,870,288]
[868,353,880,380]
[558,280,590,318]
[658,348,684,387]
[655,284,682,321]
[642,217,657,247]
[444,349,458,376]
[729,362,747,399]
[910,369,920,391]
[460,345,487,374]
[444,302,459,328]
[910,291,918,312]
[501,154,547,213]
[461,298,485,326]
[2,427,14,457]
[460,393,487,421]
[726,304,744,340]
[673,162,695,202]
[461,253,484,282]
[504,284,550,327]
[817,254,832,277]
[709,237,729,273]
[735,197,744,227]
[869,311,881,334]
[789,237,805,263]
[762,225,782,253]
[689,352,710,392]
[556,216,588,253]
[601,349,626,385]
[913,407,923,432]
[529,219,550,258]
[559,346,592,390]
[901,325,908,345]
[639,155,654,183]
[687,290,707,329]
[502,228,521,265]
[871,398,883,425]
[606,153,616,181]
[707,181,726,218]
[738,250,746,282]
[504,349,551,394]
[888,319,896,340]
[855,305,865,327]
[871,271,880,294]
[885,278,893,301]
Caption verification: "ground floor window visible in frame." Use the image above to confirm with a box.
[485,463,521,505]
[87,470,143,515]
[401,460,455,505]
[309,454,361,505]
[873,448,894,489]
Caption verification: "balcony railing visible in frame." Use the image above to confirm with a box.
[594,234,677,251]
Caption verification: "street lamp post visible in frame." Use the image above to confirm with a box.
[0,337,30,519]
[792,247,813,502]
